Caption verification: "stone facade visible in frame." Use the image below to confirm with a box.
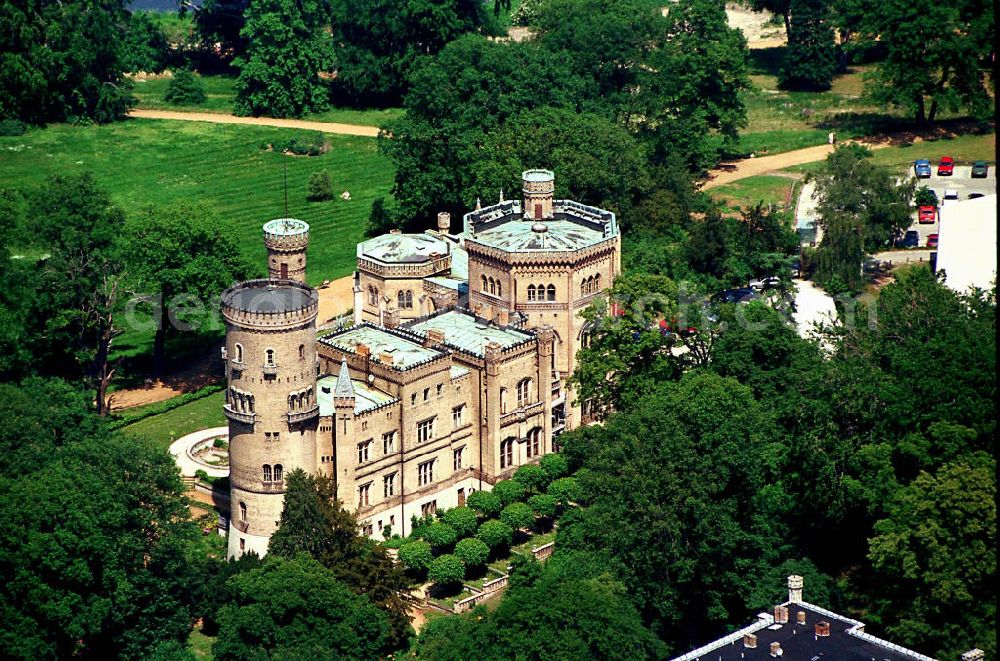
[263,218,309,282]
[223,279,319,558]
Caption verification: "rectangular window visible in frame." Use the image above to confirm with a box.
[436,383,443,397]
[417,418,435,444]
[418,460,435,486]
[362,522,373,537]
[453,447,464,471]
[452,405,465,428]
[383,472,396,498]
[421,500,437,517]
[423,387,430,401]
[358,482,371,507]
[382,431,395,455]
[357,440,372,464]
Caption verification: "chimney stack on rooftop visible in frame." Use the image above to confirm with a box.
[774,605,789,624]
[497,309,509,327]
[788,575,804,604]
[961,650,985,661]
[743,633,757,649]
[815,621,830,637]
[437,212,450,234]
[770,642,783,657]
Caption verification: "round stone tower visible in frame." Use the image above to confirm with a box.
[522,169,555,221]
[222,278,319,558]
[263,218,309,282]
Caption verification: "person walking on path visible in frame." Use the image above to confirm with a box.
[828,131,836,145]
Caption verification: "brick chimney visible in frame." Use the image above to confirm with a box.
[796,611,806,625]
[743,633,757,649]
[770,642,782,657]
[774,605,789,624]
[437,212,450,233]
[788,575,803,604]
[424,328,445,347]
[815,621,830,637]
[383,308,399,329]
[356,343,370,358]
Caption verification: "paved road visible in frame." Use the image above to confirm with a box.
[128,109,380,137]
[169,427,230,478]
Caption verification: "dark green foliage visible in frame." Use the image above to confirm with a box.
[366,196,399,237]
[851,0,994,122]
[441,506,479,537]
[327,0,498,107]
[538,453,568,481]
[164,69,208,105]
[557,371,784,645]
[913,186,938,207]
[194,0,250,66]
[122,12,171,74]
[233,0,331,118]
[527,494,558,518]
[779,0,837,91]
[476,520,514,549]
[213,555,390,660]
[868,456,996,658]
[428,554,465,587]
[454,538,490,567]
[398,541,434,573]
[500,502,536,531]
[512,463,548,494]
[491,479,525,507]
[306,170,334,201]
[414,551,666,658]
[0,0,135,124]
[267,470,413,651]
[810,145,913,292]
[0,428,200,658]
[546,476,582,505]
[196,553,264,636]
[466,489,502,517]
[422,522,459,549]
[0,119,26,136]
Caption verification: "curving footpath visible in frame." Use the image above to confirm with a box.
[128,109,380,137]
[169,426,230,478]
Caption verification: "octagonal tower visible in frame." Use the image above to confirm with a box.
[223,279,319,558]
[263,218,309,282]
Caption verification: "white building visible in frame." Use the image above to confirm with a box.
[935,194,997,293]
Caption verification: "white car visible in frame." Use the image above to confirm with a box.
[943,189,959,200]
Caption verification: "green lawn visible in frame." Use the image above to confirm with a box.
[710,174,798,211]
[0,119,394,283]
[120,390,225,449]
[130,74,406,126]
[188,626,215,660]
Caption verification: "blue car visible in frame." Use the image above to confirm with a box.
[914,159,932,178]
[896,230,919,248]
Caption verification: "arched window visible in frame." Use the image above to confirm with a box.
[526,427,542,458]
[263,464,272,482]
[265,348,275,366]
[500,438,515,469]
[499,387,508,414]
[239,501,247,521]
[397,290,405,309]
[527,284,536,301]
[594,273,602,291]
[517,378,532,407]
[489,278,496,295]
[273,464,283,482]
[405,290,413,309]
[368,286,377,305]
[234,343,244,363]
[580,280,587,297]
[546,284,556,301]
[248,395,254,413]
[496,281,502,297]
[299,344,305,360]
[481,275,488,291]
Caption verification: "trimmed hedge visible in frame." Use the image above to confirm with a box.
[540,453,569,480]
[476,520,513,549]
[492,480,525,507]
[422,522,458,549]
[500,502,535,531]
[454,538,489,567]
[528,493,558,518]
[547,476,582,505]
[109,384,224,431]
[428,554,465,586]
[466,490,502,517]
[398,541,433,572]
[513,464,548,493]
[442,506,478,537]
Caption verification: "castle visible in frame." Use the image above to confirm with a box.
[223,170,620,558]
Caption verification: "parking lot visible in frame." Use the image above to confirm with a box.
[906,164,997,246]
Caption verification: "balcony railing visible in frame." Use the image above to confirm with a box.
[223,405,257,424]
[286,405,320,424]
[262,363,278,376]
[500,400,545,425]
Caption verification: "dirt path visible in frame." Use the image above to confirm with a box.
[128,109,380,137]
[704,142,892,188]
[109,349,221,411]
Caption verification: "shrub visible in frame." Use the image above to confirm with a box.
[442,506,478,537]
[398,541,433,572]
[422,522,458,549]
[428,554,465,586]
[539,453,568,480]
[492,480,525,507]
[466,490,502,518]
[547,476,582,505]
[914,186,938,207]
[454,538,489,567]
[500,502,536,531]
[280,131,327,156]
[306,170,333,201]
[383,535,404,549]
[164,69,207,105]
[527,493,558,518]
[513,464,548,494]
[476,520,513,549]
[0,119,26,136]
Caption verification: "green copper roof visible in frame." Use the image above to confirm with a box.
[320,325,444,370]
[263,218,309,236]
[317,374,396,416]
[357,232,450,264]
[408,310,533,357]
[470,218,608,252]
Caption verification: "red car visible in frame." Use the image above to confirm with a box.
[927,233,939,248]
[918,205,938,223]
[937,156,954,176]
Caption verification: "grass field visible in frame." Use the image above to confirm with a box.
[118,390,225,449]
[130,74,406,126]
[0,118,394,283]
[709,174,799,211]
